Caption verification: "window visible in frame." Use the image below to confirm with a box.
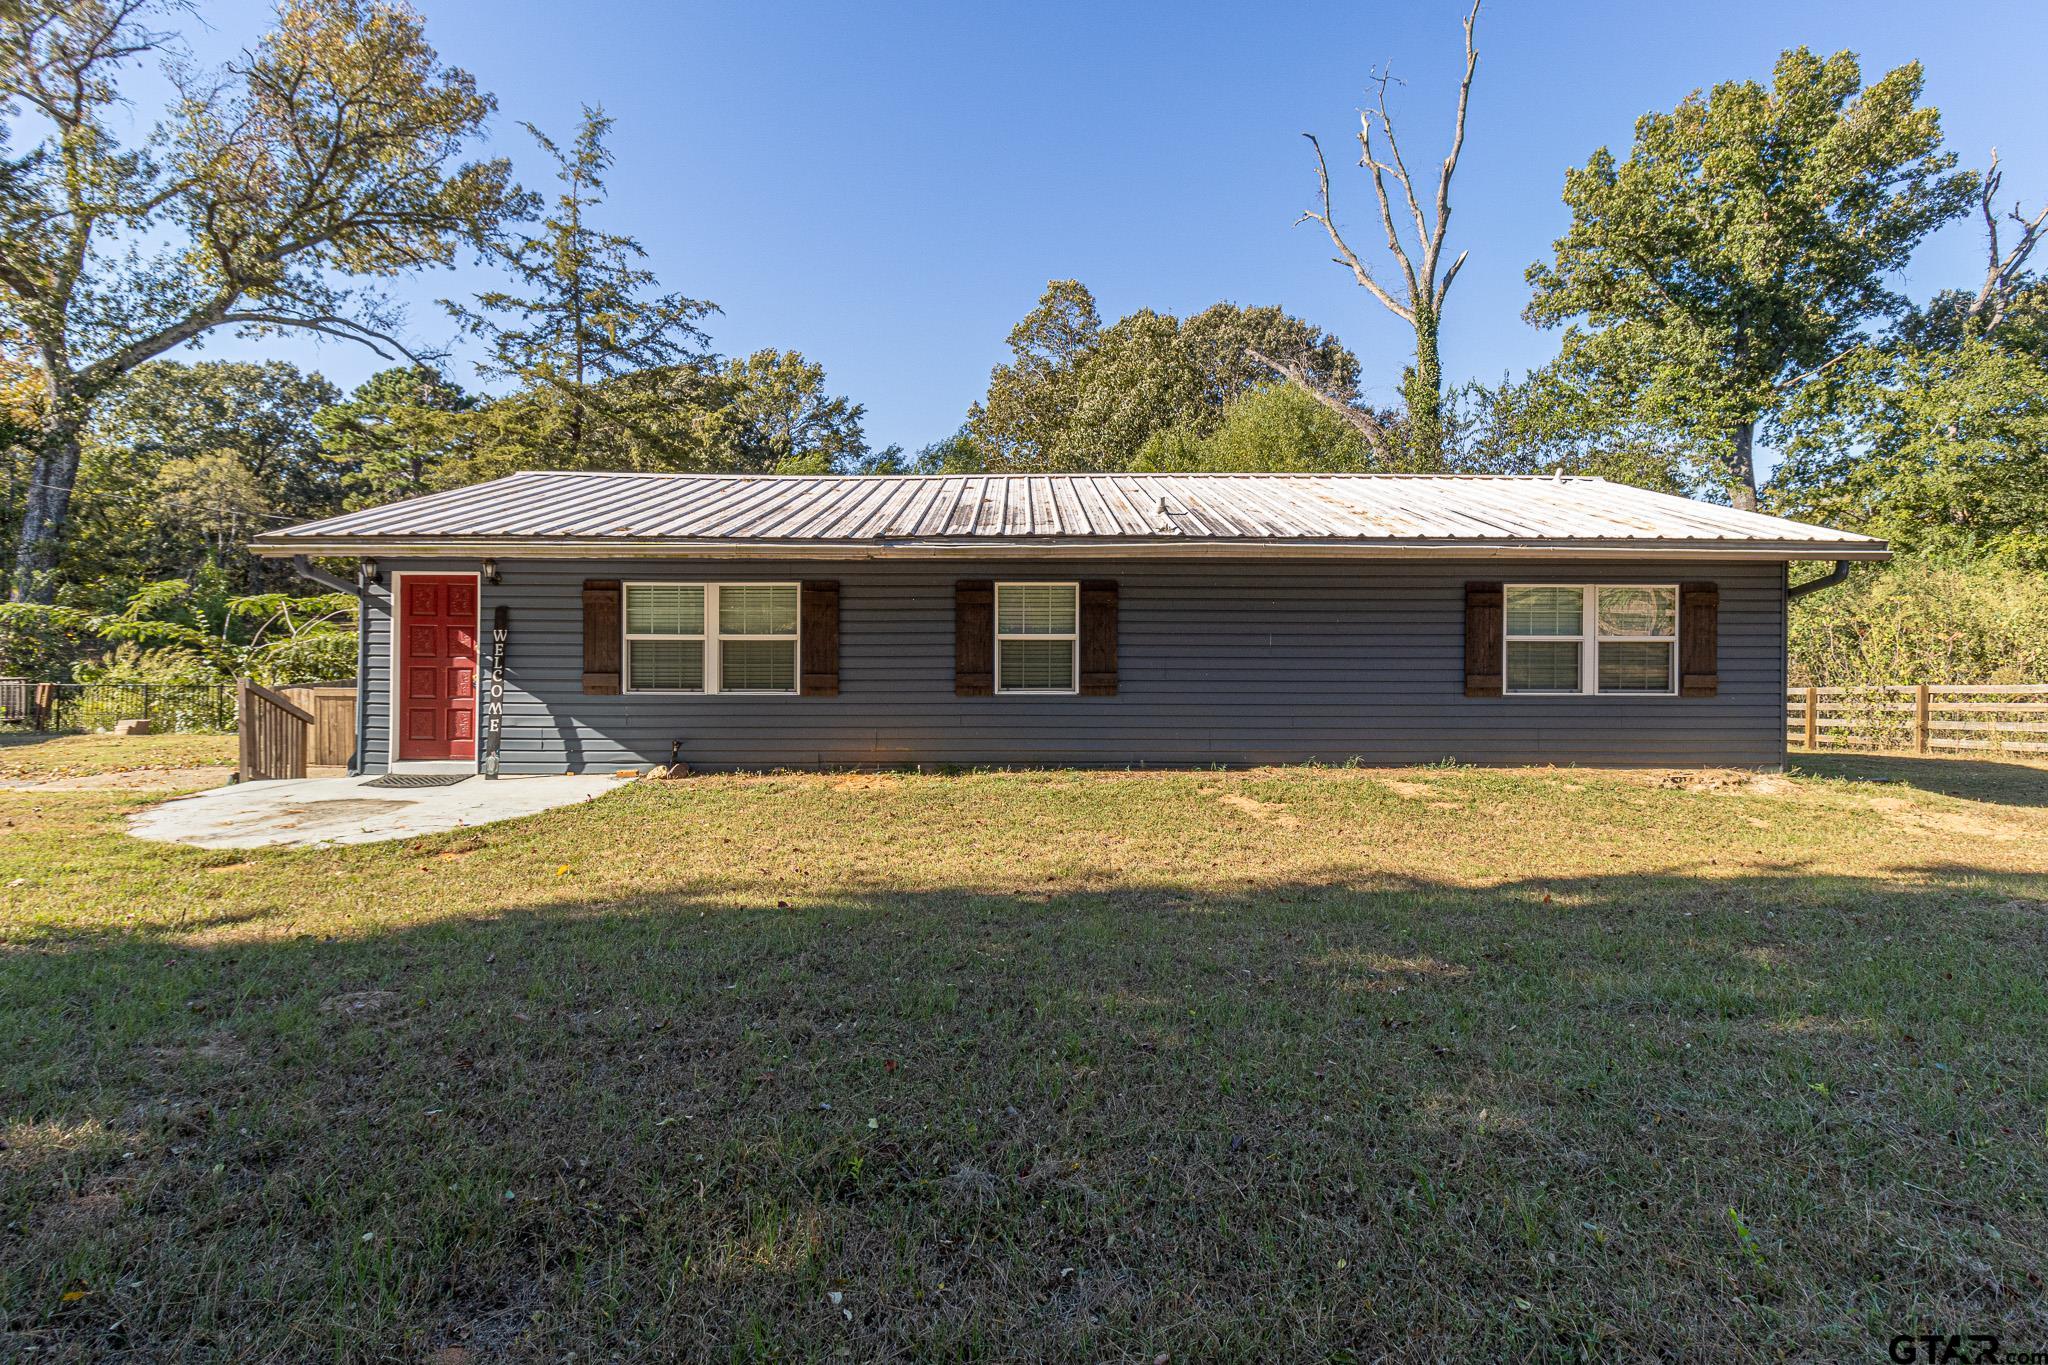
[1594,586,1676,694]
[1504,585,1583,693]
[717,584,798,692]
[1504,585,1676,696]
[995,582,1077,693]
[624,583,799,694]
[626,584,705,692]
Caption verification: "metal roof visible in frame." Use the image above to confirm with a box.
[253,471,1888,560]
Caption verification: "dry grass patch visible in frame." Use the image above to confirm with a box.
[0,731,236,789]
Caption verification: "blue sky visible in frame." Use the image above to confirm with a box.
[174,0,2046,456]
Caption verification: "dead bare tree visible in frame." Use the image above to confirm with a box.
[1967,150,2048,336]
[1287,0,1480,469]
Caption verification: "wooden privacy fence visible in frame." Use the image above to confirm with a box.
[283,684,357,767]
[237,680,313,781]
[1788,684,2048,755]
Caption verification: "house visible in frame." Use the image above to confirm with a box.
[252,471,1887,774]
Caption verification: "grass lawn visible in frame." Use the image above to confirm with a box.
[2,753,2045,1360]
[0,731,236,783]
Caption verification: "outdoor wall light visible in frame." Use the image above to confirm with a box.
[482,558,501,584]
[358,558,380,586]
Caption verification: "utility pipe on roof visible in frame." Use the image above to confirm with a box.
[1787,560,1855,601]
[290,555,372,776]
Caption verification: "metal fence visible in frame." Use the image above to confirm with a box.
[1788,684,2048,756]
[0,680,237,733]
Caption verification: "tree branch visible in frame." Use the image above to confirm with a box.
[1367,71,1430,250]
[218,311,436,367]
[1297,133,1412,322]
[1421,0,1481,291]
[1354,111,1422,305]
[1435,249,1469,312]
[1773,343,1864,392]
[1969,149,2047,335]
[1247,346,1395,459]
[1298,1,1481,322]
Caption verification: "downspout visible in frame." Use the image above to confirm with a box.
[290,554,373,776]
[1787,560,1854,601]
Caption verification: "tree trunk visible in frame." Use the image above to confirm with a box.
[9,414,86,604]
[1403,306,1446,471]
[1727,421,1759,512]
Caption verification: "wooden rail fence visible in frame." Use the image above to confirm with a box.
[1787,684,2048,755]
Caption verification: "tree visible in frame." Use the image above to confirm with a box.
[849,430,980,475]
[1446,364,1708,494]
[315,365,474,507]
[965,280,1101,470]
[1767,143,2048,564]
[1292,0,1480,467]
[695,350,869,473]
[0,574,356,683]
[450,105,714,467]
[1786,556,2048,689]
[1134,383,1378,473]
[89,360,342,511]
[1962,151,2048,339]
[0,0,520,602]
[150,452,271,566]
[435,351,870,483]
[61,360,339,600]
[965,282,1360,470]
[1524,47,1975,509]
[0,323,40,585]
[1771,339,2048,566]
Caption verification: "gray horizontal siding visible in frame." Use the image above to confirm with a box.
[361,556,1787,774]
[362,576,391,771]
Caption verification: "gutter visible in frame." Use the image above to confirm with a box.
[289,554,373,776]
[1787,560,1856,601]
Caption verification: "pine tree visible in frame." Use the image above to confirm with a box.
[451,106,716,467]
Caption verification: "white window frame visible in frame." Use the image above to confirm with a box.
[622,582,802,697]
[1503,584,1678,698]
[994,581,1080,696]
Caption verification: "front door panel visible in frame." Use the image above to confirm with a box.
[396,575,478,761]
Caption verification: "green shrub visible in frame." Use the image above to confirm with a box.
[72,642,223,684]
[1790,556,2048,687]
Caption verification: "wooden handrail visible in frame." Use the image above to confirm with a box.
[237,678,313,781]
[241,678,314,725]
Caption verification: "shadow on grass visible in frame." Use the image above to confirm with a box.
[1791,752,2048,808]
[3,861,2046,1360]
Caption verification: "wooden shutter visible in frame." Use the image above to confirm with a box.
[800,579,840,696]
[1079,579,1118,696]
[954,579,993,695]
[1679,581,1719,697]
[582,579,622,695]
[1464,581,1504,697]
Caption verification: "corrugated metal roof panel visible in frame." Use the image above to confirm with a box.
[253,471,1887,557]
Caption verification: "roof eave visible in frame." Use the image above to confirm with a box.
[250,534,1891,562]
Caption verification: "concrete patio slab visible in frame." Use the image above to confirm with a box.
[127,773,626,849]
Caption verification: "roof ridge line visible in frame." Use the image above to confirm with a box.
[448,470,1612,482]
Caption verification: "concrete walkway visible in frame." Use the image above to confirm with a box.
[128,773,626,849]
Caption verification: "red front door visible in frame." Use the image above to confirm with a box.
[397,575,478,761]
